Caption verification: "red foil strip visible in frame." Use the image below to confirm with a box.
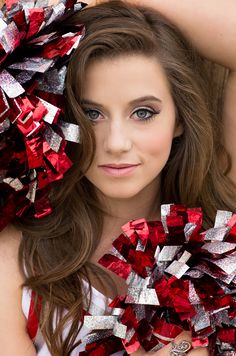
[83,205,236,355]
[0,0,84,230]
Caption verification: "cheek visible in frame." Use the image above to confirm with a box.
[141,126,174,159]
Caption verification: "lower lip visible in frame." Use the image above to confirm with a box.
[99,165,139,177]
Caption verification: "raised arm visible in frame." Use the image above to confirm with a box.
[134,0,236,183]
[140,0,236,70]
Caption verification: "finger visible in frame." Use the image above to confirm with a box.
[189,347,209,356]
[131,347,146,356]
[160,331,192,355]
[131,331,192,356]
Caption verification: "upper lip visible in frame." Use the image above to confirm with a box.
[99,163,140,168]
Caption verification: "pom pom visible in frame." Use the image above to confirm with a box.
[84,205,236,355]
[0,0,86,230]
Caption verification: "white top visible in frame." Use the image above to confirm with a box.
[22,280,124,355]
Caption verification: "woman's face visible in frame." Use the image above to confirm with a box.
[82,55,181,200]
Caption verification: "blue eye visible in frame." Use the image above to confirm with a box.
[83,107,160,122]
[133,108,160,121]
[84,109,101,121]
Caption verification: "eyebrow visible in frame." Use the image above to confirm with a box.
[81,95,162,108]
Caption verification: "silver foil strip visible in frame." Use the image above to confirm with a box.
[192,305,211,332]
[44,125,63,152]
[39,97,59,125]
[202,242,236,254]
[8,57,54,73]
[205,227,230,241]
[161,204,172,233]
[214,210,233,228]
[0,69,25,98]
[0,118,10,133]
[58,120,80,143]
[113,321,127,339]
[3,177,24,191]
[26,180,37,202]
[158,245,181,262]
[0,20,19,53]
[84,315,116,330]
[212,254,236,275]
[126,286,159,306]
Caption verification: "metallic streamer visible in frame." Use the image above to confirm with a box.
[214,210,233,228]
[38,66,67,95]
[35,0,48,7]
[84,315,116,330]
[83,330,114,345]
[0,88,9,120]
[165,260,190,279]
[189,281,201,304]
[46,2,65,25]
[202,242,236,254]
[192,305,211,332]
[125,328,135,343]
[111,308,123,316]
[133,304,146,322]
[205,226,230,241]
[58,119,80,143]
[0,21,19,53]
[15,70,36,84]
[111,247,127,262]
[40,98,59,125]
[26,180,37,202]
[184,222,197,241]
[213,255,236,275]
[136,239,145,252]
[127,272,146,289]
[126,286,159,305]
[113,321,127,339]
[154,245,161,262]
[0,118,10,133]
[3,177,23,191]
[161,204,172,233]
[44,126,62,152]
[0,69,25,98]
[158,245,181,262]
[8,57,54,73]
[0,18,7,32]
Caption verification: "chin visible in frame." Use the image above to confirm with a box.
[98,186,143,200]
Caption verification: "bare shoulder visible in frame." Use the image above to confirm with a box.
[0,224,23,284]
[0,225,36,355]
[0,223,22,255]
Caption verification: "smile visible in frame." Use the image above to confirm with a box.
[99,164,140,177]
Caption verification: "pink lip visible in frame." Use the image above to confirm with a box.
[99,164,140,177]
[99,163,140,168]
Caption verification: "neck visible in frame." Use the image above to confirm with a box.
[99,177,161,238]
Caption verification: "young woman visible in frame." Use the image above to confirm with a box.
[0,0,235,355]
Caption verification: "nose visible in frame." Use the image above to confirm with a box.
[103,118,132,154]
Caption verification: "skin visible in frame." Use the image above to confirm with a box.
[83,55,207,356]
[1,1,233,355]
[83,55,182,220]
[83,0,236,184]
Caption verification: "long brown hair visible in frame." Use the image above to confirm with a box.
[15,1,236,354]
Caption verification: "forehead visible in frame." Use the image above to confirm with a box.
[82,54,171,102]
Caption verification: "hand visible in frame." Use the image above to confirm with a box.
[131,331,209,356]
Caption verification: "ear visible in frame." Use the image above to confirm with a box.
[173,122,184,138]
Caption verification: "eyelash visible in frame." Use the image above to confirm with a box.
[83,107,160,123]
